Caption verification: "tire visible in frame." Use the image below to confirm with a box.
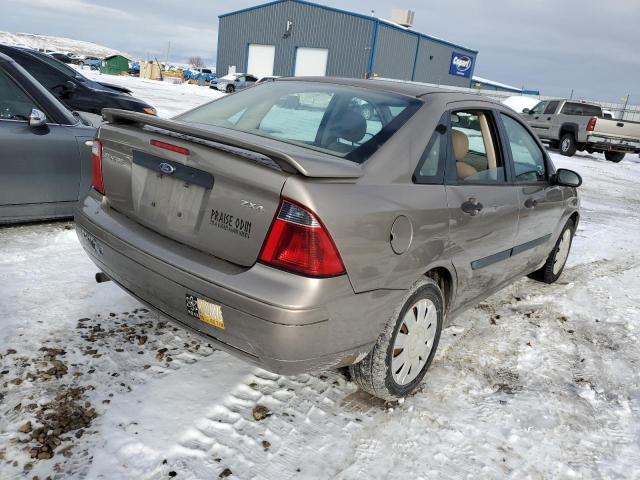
[560,133,577,157]
[349,278,444,401]
[226,85,235,93]
[605,151,625,163]
[528,220,575,284]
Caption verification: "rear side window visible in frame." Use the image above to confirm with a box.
[414,121,446,184]
[450,111,505,183]
[561,102,602,117]
[177,81,422,164]
[544,101,559,115]
[500,114,546,183]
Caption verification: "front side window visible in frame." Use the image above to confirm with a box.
[500,114,546,183]
[177,81,422,163]
[531,101,547,114]
[0,68,38,121]
[451,111,505,183]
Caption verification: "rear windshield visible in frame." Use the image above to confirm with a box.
[561,102,602,117]
[176,81,422,164]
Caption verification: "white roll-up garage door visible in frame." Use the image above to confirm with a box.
[294,47,328,77]
[247,44,275,78]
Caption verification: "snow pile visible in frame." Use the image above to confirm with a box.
[502,95,541,113]
[77,67,225,118]
[0,31,122,58]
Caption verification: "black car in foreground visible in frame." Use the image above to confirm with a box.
[0,44,156,116]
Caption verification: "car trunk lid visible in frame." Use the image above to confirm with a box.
[98,109,362,267]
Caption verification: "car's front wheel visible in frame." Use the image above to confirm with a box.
[528,219,575,284]
[226,85,235,93]
[349,278,443,400]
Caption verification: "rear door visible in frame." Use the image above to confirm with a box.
[497,111,565,270]
[444,106,520,307]
[0,65,80,209]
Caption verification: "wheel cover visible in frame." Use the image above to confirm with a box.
[562,138,570,152]
[553,228,572,275]
[391,298,438,386]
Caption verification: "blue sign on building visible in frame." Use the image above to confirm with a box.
[449,52,473,78]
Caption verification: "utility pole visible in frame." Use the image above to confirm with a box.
[569,88,574,99]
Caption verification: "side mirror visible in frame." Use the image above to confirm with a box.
[29,108,47,128]
[65,80,77,92]
[522,108,530,114]
[553,168,582,188]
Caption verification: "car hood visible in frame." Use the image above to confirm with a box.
[96,82,132,94]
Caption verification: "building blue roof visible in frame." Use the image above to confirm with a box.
[219,0,478,54]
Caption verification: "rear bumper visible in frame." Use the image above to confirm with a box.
[587,135,640,153]
[75,192,402,374]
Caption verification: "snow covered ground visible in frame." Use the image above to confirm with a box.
[1,74,640,480]
[76,67,225,118]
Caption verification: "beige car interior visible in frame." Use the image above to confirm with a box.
[453,111,501,181]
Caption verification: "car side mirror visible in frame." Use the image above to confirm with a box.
[522,108,530,114]
[29,108,47,128]
[65,80,77,92]
[553,168,582,187]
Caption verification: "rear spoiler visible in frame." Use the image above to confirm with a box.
[101,109,364,179]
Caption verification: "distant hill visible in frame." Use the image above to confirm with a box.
[0,31,127,58]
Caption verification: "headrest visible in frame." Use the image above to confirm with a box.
[329,109,367,143]
[452,129,469,162]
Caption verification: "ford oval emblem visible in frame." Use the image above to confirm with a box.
[159,162,176,175]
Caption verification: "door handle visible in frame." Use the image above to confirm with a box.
[524,198,538,209]
[461,198,484,216]
[546,117,552,120]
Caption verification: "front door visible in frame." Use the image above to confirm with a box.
[445,108,521,308]
[498,112,566,270]
[0,67,80,210]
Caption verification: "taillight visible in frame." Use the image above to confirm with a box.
[259,199,345,277]
[91,140,104,194]
[586,117,597,132]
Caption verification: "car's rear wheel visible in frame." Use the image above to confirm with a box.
[528,219,575,284]
[560,133,577,157]
[226,85,235,93]
[349,278,443,400]
[605,151,625,163]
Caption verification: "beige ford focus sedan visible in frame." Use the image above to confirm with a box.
[76,78,581,400]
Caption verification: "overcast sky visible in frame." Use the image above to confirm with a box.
[2,0,639,102]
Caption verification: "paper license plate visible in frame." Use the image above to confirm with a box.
[186,294,225,329]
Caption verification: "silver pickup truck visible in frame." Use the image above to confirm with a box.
[522,99,640,162]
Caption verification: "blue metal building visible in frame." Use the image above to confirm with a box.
[216,0,478,87]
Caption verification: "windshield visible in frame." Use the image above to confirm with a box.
[176,81,422,164]
[33,52,86,80]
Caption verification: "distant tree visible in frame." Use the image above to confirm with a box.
[189,56,205,67]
